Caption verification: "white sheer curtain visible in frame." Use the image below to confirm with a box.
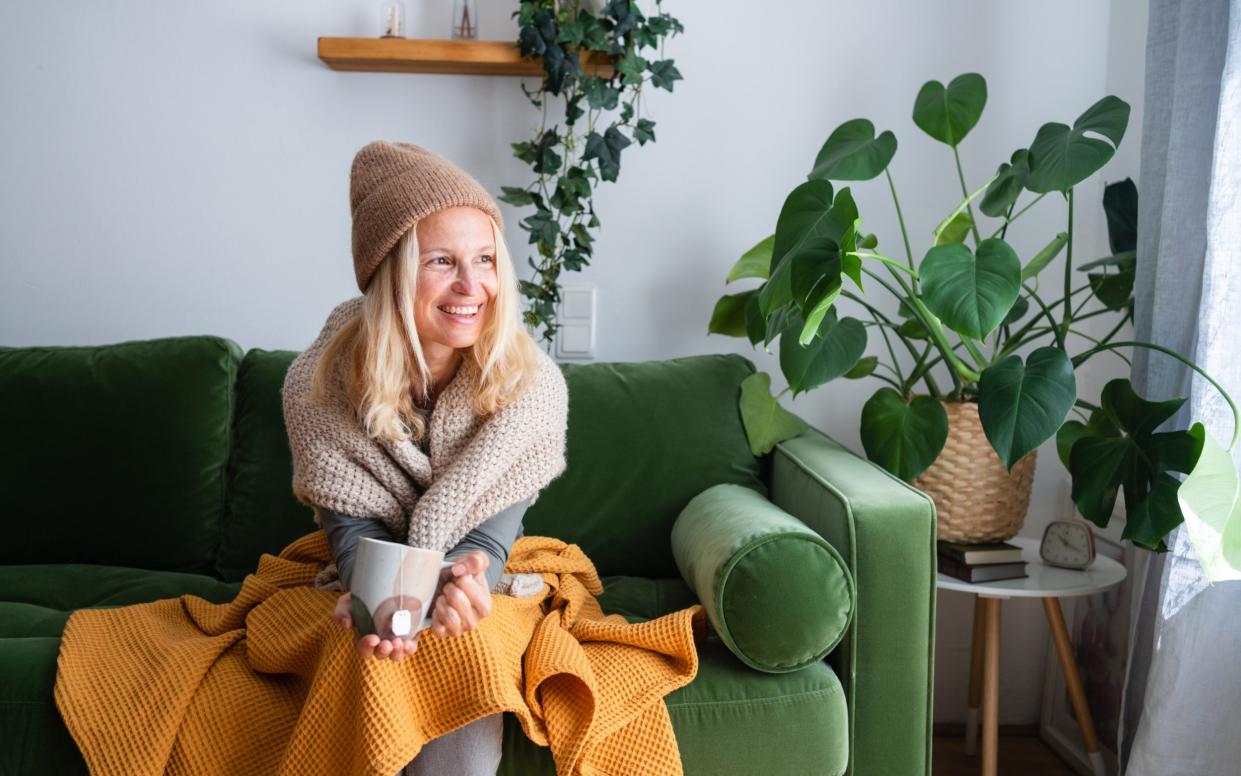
[1120,0,1241,773]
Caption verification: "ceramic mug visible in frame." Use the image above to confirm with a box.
[349,538,453,639]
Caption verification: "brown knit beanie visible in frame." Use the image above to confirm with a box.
[349,141,504,292]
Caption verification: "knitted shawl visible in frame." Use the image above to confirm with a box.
[281,297,568,587]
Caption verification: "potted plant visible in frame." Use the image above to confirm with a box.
[710,73,1238,565]
[504,0,684,344]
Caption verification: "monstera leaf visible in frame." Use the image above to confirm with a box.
[981,149,1030,217]
[1026,96,1130,194]
[1061,378,1204,549]
[727,235,774,283]
[779,309,867,397]
[860,389,949,482]
[809,119,898,181]
[739,371,808,456]
[759,179,836,317]
[1177,424,1241,581]
[913,73,987,147]
[708,290,756,337]
[977,347,1077,470]
[919,238,1022,339]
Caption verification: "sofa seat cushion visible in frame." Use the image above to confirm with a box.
[0,565,242,775]
[0,336,243,574]
[499,575,849,775]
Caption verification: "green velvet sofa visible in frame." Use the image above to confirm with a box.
[0,335,935,775]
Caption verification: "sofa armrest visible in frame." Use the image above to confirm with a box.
[769,426,935,776]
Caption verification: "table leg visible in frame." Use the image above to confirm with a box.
[982,597,1001,776]
[965,595,986,756]
[1043,598,1107,776]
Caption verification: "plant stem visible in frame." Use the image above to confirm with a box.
[988,193,1048,239]
[960,336,990,370]
[1073,341,1241,449]
[1023,281,1066,351]
[866,265,980,385]
[1075,398,1101,413]
[1061,189,1075,340]
[875,318,907,391]
[951,144,983,246]
[885,169,917,283]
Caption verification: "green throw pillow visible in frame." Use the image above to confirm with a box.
[671,483,855,673]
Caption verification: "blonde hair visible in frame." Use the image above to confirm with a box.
[310,214,542,444]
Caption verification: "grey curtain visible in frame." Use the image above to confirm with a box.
[1120,0,1241,773]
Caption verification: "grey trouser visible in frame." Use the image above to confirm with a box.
[398,712,503,775]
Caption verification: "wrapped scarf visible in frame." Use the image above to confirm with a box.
[281,297,568,589]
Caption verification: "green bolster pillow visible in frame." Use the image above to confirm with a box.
[671,483,855,673]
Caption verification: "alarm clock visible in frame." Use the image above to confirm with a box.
[1039,520,1096,570]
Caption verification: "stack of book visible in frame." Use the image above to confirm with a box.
[937,541,1027,583]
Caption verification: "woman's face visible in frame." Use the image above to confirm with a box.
[412,206,499,355]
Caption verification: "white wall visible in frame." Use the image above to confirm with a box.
[0,0,1146,725]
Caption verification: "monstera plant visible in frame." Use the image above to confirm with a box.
[710,73,1239,573]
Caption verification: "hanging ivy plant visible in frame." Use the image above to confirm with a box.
[504,0,684,343]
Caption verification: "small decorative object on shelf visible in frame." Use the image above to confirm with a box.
[380,1,406,38]
[452,0,478,39]
[1039,520,1097,570]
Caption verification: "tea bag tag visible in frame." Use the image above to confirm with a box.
[391,609,412,637]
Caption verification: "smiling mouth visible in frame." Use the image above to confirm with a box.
[437,302,484,322]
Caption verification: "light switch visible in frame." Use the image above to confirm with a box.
[556,322,594,357]
[561,286,595,319]
[555,283,596,360]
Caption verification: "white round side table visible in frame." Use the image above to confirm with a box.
[937,536,1126,776]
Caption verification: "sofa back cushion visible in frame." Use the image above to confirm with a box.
[525,354,767,577]
[216,349,317,581]
[0,337,242,573]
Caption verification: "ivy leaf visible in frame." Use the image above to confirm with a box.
[533,128,562,175]
[499,186,537,207]
[615,51,648,87]
[583,126,631,182]
[605,0,641,40]
[562,248,589,271]
[619,101,634,123]
[739,372,808,456]
[570,222,594,249]
[582,76,620,110]
[634,118,656,145]
[565,93,585,124]
[649,59,683,91]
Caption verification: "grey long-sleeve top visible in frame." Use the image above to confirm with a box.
[319,498,530,592]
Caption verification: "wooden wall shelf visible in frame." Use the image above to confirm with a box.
[317,38,613,77]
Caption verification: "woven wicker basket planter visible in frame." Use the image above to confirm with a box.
[912,400,1037,543]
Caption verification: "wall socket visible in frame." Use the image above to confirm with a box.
[555,283,596,360]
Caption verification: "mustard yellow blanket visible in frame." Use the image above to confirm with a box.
[53,532,705,776]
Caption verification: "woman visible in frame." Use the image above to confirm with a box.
[281,141,569,775]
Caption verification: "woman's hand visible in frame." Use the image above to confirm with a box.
[430,551,493,638]
[332,591,421,661]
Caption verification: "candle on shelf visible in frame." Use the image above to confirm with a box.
[380,1,406,39]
